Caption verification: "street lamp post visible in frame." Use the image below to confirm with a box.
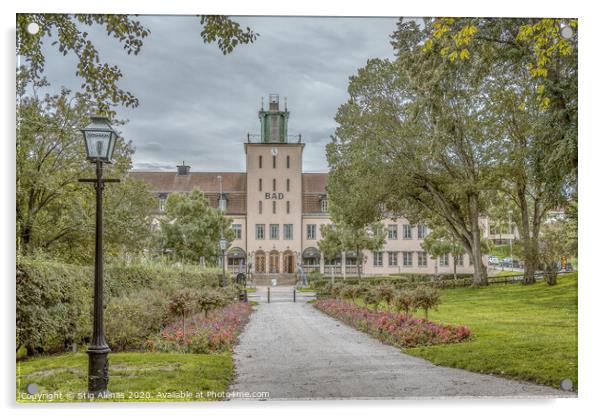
[79,115,119,396]
[219,237,228,287]
[508,211,514,272]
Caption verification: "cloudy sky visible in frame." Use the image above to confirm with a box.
[38,16,401,172]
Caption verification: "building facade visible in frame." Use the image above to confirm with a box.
[130,95,484,279]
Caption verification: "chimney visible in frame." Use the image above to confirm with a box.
[176,161,190,176]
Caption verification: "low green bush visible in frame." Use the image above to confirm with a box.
[16,256,231,356]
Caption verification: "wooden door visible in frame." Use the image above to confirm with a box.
[255,254,265,273]
[269,252,280,273]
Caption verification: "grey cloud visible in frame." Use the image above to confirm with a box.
[37,15,399,171]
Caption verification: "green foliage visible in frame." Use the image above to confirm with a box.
[327,20,495,286]
[199,16,258,54]
[411,286,442,320]
[16,256,226,355]
[16,87,156,263]
[160,189,234,265]
[317,222,385,278]
[104,290,169,351]
[392,288,415,318]
[538,220,573,285]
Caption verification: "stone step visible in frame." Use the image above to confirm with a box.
[251,274,298,286]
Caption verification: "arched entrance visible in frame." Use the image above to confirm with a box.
[302,247,321,274]
[227,247,246,273]
[283,250,295,273]
[269,250,280,273]
[255,251,266,274]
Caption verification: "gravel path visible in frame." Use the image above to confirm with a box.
[230,292,572,400]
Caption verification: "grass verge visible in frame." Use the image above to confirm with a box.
[17,352,233,402]
[404,273,577,390]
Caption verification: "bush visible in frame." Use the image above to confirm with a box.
[105,289,169,351]
[314,299,471,348]
[16,256,229,355]
[412,286,441,321]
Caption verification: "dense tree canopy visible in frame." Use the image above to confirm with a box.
[326,18,577,286]
[159,189,234,265]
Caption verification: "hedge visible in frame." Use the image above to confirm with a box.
[16,256,230,355]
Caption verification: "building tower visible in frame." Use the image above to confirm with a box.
[259,94,290,143]
[245,94,304,283]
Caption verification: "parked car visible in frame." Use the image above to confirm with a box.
[501,258,523,269]
[488,256,500,265]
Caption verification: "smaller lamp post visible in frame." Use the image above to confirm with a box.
[79,114,120,396]
[219,237,228,287]
[508,211,514,271]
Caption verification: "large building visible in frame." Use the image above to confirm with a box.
[130,94,484,280]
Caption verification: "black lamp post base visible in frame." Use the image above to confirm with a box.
[87,348,110,396]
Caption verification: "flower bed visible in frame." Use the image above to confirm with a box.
[314,299,471,348]
[145,302,253,354]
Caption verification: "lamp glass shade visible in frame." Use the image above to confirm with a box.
[82,116,117,162]
[219,238,228,251]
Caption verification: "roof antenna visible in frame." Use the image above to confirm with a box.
[284,97,288,111]
[261,96,264,111]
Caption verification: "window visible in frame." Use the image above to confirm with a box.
[417,224,428,239]
[403,224,412,239]
[286,155,290,168]
[258,201,262,214]
[259,178,262,191]
[417,251,428,267]
[388,251,398,266]
[232,224,242,240]
[270,224,279,240]
[273,155,276,168]
[286,200,290,214]
[284,224,293,240]
[256,224,265,240]
[439,253,449,266]
[373,251,384,267]
[272,178,276,191]
[286,178,290,192]
[159,197,166,212]
[320,199,328,212]
[259,155,262,168]
[456,255,464,266]
[387,224,398,240]
[307,224,316,240]
[403,251,413,267]
[272,200,276,214]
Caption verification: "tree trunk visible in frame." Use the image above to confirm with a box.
[453,258,457,280]
[469,193,488,286]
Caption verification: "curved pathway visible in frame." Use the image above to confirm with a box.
[231,288,572,400]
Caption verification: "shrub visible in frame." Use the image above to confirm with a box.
[363,288,380,311]
[374,283,395,309]
[412,286,441,321]
[314,299,471,348]
[105,289,169,351]
[392,288,415,318]
[16,256,230,355]
[147,302,252,353]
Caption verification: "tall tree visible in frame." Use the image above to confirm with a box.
[159,189,234,265]
[426,18,577,284]
[16,85,156,262]
[421,226,466,280]
[327,20,498,286]
[318,222,385,279]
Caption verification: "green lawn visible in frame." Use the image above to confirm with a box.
[405,273,578,390]
[17,352,233,402]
